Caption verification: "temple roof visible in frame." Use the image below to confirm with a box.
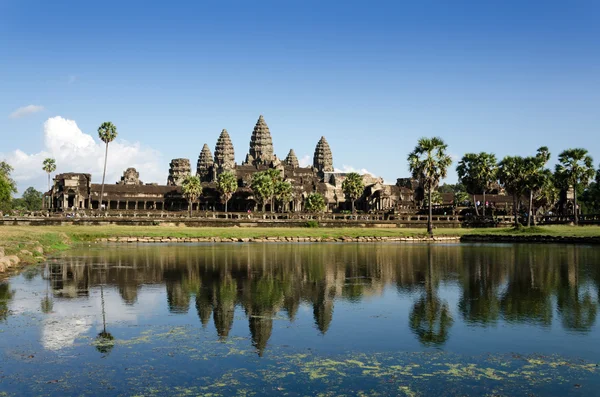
[246,115,274,166]
[214,129,235,170]
[313,136,333,173]
[197,143,214,170]
[284,149,299,168]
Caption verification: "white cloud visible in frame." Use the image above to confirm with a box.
[1,116,166,193]
[9,105,45,119]
[298,154,311,168]
[334,164,375,176]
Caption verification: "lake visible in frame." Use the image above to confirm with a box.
[1,243,600,396]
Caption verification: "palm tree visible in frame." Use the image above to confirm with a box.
[251,172,275,212]
[555,148,595,225]
[407,137,452,236]
[304,193,326,214]
[97,122,118,210]
[341,172,364,214]
[42,158,56,209]
[181,175,202,217]
[498,156,527,227]
[274,180,293,212]
[523,147,551,226]
[216,171,238,212]
[457,152,497,217]
[265,169,282,213]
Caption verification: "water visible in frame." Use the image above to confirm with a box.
[1,243,600,396]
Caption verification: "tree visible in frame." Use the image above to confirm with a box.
[457,152,497,217]
[42,158,56,209]
[304,193,326,213]
[0,161,17,214]
[423,190,443,207]
[407,137,452,236]
[265,169,282,213]
[341,172,364,213]
[274,180,293,212]
[251,172,275,212]
[181,175,202,217]
[22,187,43,211]
[438,183,466,194]
[216,171,237,212]
[555,149,595,225]
[97,122,118,210]
[523,147,551,226]
[498,156,527,227]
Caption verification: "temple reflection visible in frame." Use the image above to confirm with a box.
[42,243,600,354]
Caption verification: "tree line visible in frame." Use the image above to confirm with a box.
[1,122,599,225]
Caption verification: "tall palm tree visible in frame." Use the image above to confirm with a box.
[181,175,202,217]
[555,148,595,225]
[523,147,551,226]
[498,156,527,227]
[341,172,364,214]
[216,171,238,213]
[97,122,118,210]
[457,152,497,217]
[407,137,452,236]
[42,158,56,209]
[274,180,293,212]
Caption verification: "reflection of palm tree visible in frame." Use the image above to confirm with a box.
[557,254,598,332]
[409,247,454,347]
[40,265,53,314]
[458,256,500,326]
[0,282,15,322]
[95,270,114,355]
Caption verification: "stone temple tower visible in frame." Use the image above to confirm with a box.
[197,143,214,182]
[284,149,299,168]
[245,115,275,166]
[214,129,235,172]
[313,136,333,177]
[167,158,191,186]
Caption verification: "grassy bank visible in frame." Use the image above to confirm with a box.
[1,225,599,272]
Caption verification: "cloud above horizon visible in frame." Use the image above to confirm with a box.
[9,105,45,119]
[1,116,166,193]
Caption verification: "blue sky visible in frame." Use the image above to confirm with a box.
[1,0,599,193]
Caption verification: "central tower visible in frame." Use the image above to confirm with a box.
[245,115,275,166]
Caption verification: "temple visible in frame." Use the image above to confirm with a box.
[47,115,416,213]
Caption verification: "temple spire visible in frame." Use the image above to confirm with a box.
[313,136,333,176]
[214,129,235,171]
[284,149,299,168]
[245,115,274,166]
[197,143,214,181]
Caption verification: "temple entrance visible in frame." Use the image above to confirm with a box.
[67,190,76,209]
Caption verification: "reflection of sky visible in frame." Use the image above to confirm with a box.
[8,276,164,351]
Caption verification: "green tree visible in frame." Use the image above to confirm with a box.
[304,193,326,213]
[438,183,466,194]
[97,122,118,210]
[42,158,56,209]
[423,190,443,207]
[341,172,364,213]
[555,148,595,225]
[274,180,293,212]
[498,156,527,227]
[265,169,282,212]
[0,161,17,214]
[216,171,237,212]
[457,152,497,217]
[407,137,452,235]
[22,187,43,211]
[523,147,551,226]
[251,172,275,212]
[181,175,202,217]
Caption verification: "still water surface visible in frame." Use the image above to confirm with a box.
[1,243,600,396]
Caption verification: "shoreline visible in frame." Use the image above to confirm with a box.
[1,224,600,275]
